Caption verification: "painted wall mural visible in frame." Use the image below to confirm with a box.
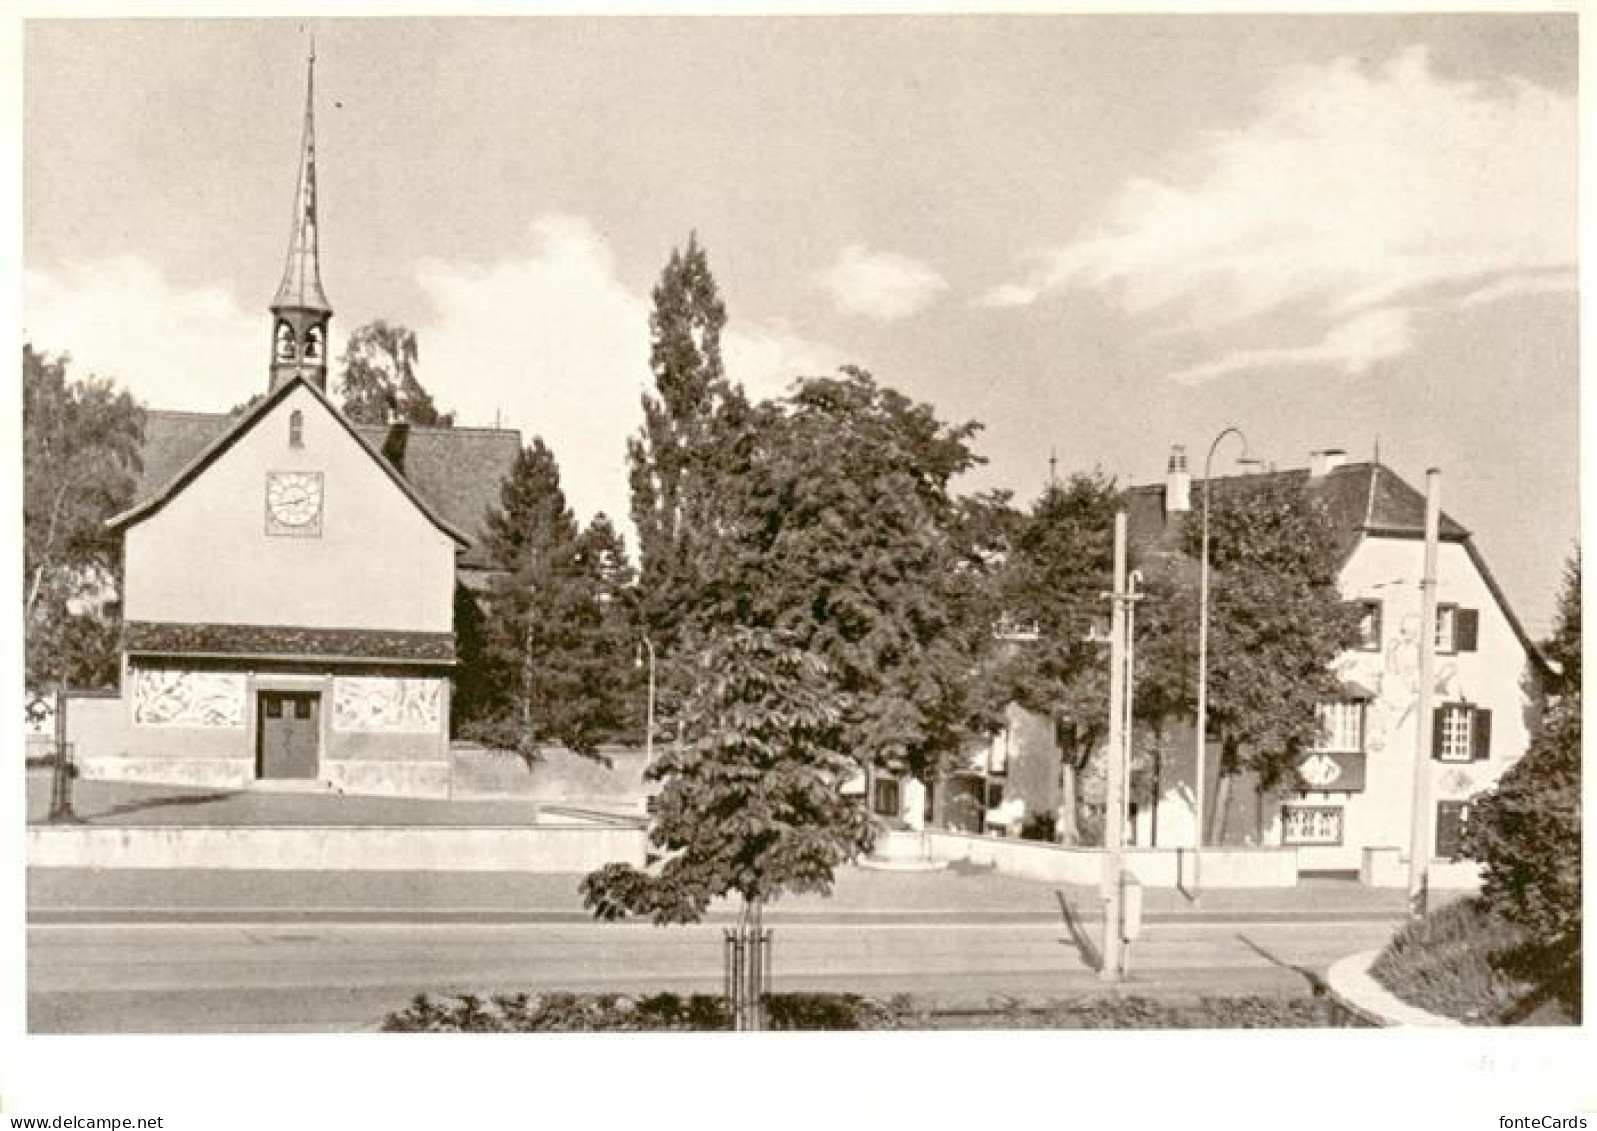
[332,677,442,733]
[131,668,246,727]
[1332,612,1468,755]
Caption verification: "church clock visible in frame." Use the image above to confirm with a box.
[265,470,324,536]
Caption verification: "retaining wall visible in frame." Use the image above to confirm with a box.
[925,831,1299,888]
[27,822,647,872]
[1360,846,1484,891]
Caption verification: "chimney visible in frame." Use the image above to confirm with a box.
[1165,445,1190,513]
[1310,448,1348,477]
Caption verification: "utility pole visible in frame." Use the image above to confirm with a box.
[1408,469,1442,918]
[1101,511,1130,982]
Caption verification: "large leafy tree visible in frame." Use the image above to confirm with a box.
[992,472,1119,844]
[582,627,873,924]
[1467,549,1581,1017]
[468,439,627,756]
[1185,475,1364,843]
[22,345,144,688]
[686,367,1001,788]
[627,234,744,657]
[335,320,453,427]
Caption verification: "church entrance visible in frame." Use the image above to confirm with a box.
[256,690,321,780]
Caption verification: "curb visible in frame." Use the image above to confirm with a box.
[1325,949,1462,1027]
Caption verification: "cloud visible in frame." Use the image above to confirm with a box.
[1169,308,1413,386]
[24,258,261,409]
[983,47,1576,382]
[815,243,948,320]
[418,215,841,530]
[24,216,843,537]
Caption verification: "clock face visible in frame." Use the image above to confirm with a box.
[266,471,324,535]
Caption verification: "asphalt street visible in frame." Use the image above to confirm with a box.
[27,867,1406,1033]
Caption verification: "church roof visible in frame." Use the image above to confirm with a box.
[111,375,518,567]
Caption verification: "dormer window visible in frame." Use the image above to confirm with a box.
[289,410,304,448]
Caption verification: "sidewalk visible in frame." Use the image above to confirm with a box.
[25,768,639,828]
[28,863,1411,924]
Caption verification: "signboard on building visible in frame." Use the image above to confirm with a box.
[1292,750,1367,793]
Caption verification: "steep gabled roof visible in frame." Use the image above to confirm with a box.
[107,374,476,550]
[1124,460,1545,672]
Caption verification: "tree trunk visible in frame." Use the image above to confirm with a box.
[1208,771,1232,846]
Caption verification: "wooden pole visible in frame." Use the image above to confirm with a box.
[1408,469,1442,918]
[1100,512,1129,982]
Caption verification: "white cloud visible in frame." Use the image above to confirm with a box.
[418,215,841,530]
[24,216,843,536]
[1170,308,1413,386]
[984,47,1576,382]
[24,258,261,409]
[815,243,948,321]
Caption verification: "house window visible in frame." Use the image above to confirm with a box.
[1435,604,1458,653]
[289,410,304,448]
[1282,805,1343,846]
[1357,601,1382,650]
[1313,700,1365,753]
[1433,703,1492,762]
[1436,800,1471,860]
[873,777,901,818]
[1434,605,1479,654]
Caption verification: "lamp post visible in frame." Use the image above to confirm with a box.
[1193,427,1250,897]
[636,636,656,768]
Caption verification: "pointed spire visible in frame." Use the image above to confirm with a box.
[268,38,333,393]
[272,40,331,315]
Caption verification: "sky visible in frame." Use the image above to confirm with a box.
[21,14,1579,634]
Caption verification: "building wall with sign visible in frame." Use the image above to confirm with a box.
[77,380,463,799]
[1118,533,1538,872]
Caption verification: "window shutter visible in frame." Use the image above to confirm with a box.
[1471,708,1492,761]
[1455,608,1480,652]
[1431,707,1447,758]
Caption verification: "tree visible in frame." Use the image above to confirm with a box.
[684,367,1000,792]
[467,439,627,756]
[991,472,1120,844]
[582,628,874,1026]
[1466,549,1581,1017]
[626,234,743,656]
[22,345,144,689]
[335,320,453,427]
[1184,475,1364,843]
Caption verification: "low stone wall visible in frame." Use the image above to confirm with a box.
[1361,847,1484,891]
[925,831,1300,888]
[27,822,647,872]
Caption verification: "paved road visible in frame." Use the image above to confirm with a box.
[28,916,1398,1033]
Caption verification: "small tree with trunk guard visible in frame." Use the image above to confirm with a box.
[581,628,874,1029]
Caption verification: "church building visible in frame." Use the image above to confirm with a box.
[69,50,518,799]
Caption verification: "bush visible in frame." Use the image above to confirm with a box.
[1369,899,1561,1025]
[380,991,1340,1031]
[1466,695,1581,1018]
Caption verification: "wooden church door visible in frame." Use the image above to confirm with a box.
[257,691,321,780]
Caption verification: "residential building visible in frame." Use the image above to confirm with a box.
[951,446,1548,879]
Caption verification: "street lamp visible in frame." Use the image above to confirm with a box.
[1193,427,1250,896]
[636,635,656,768]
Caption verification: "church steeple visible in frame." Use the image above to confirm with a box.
[269,40,333,393]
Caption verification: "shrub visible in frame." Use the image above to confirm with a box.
[1369,899,1553,1025]
[380,991,1339,1031]
[1466,695,1582,1018]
